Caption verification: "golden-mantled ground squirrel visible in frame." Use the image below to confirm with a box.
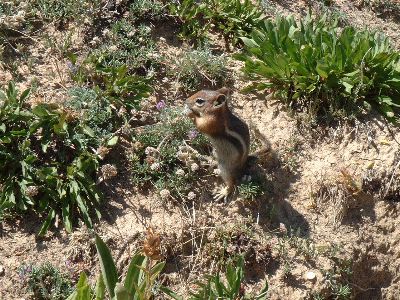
[184,87,251,201]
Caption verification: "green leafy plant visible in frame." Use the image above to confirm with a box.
[188,256,268,300]
[169,44,230,92]
[68,53,152,111]
[131,107,209,200]
[129,0,167,21]
[91,20,157,74]
[0,82,122,234]
[67,233,166,300]
[238,180,264,200]
[19,262,74,300]
[170,0,265,44]
[237,12,400,123]
[28,0,101,23]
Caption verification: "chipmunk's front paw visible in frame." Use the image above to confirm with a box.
[213,186,233,203]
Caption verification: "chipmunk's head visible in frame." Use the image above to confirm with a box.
[184,88,231,135]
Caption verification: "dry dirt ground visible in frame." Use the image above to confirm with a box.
[1,1,400,299]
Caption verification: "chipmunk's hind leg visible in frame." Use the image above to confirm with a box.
[213,166,238,202]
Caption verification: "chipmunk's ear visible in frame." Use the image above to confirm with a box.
[214,93,226,107]
[217,87,231,97]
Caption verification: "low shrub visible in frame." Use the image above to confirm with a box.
[19,262,73,300]
[237,12,400,123]
[168,44,230,92]
[170,0,265,44]
[0,78,147,234]
[130,106,210,201]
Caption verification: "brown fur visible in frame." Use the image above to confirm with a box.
[185,88,250,199]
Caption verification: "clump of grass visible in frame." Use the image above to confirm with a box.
[238,11,400,124]
[130,106,210,201]
[276,227,353,298]
[91,19,157,75]
[19,262,74,300]
[238,180,264,200]
[169,45,230,92]
[129,0,167,22]
[170,0,265,45]
[28,0,101,23]
[65,87,120,145]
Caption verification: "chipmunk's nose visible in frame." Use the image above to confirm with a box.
[182,104,192,116]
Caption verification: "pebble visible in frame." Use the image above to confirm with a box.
[305,271,316,280]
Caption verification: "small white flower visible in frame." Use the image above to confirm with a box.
[177,151,189,161]
[213,168,221,175]
[150,162,161,171]
[118,107,127,116]
[102,29,110,37]
[159,189,170,200]
[187,191,196,200]
[175,168,185,176]
[90,37,100,45]
[279,223,287,235]
[190,163,199,172]
[145,147,158,156]
[109,45,118,52]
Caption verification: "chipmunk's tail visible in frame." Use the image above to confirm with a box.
[246,123,271,167]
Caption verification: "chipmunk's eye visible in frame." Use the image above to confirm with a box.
[195,98,205,106]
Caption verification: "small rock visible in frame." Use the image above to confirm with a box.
[0,265,5,276]
[305,271,316,281]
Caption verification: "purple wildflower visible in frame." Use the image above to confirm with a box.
[187,130,198,140]
[156,100,166,110]
[18,264,33,281]
[66,61,78,74]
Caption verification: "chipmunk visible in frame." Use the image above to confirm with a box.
[184,87,252,201]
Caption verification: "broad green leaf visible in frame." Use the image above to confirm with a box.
[95,274,106,300]
[107,136,119,146]
[67,272,91,300]
[240,37,259,48]
[114,283,129,300]
[342,82,353,94]
[124,253,147,294]
[95,234,119,298]
[38,208,56,236]
[62,201,73,233]
[316,62,329,78]
[82,125,95,137]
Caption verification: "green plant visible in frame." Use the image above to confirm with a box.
[65,87,120,144]
[170,0,265,44]
[19,262,74,300]
[131,107,209,200]
[237,12,400,123]
[170,45,229,92]
[68,53,152,111]
[28,0,101,23]
[129,0,166,21]
[323,263,353,300]
[188,256,268,300]
[91,20,157,74]
[238,180,264,200]
[0,82,121,234]
[67,233,167,300]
